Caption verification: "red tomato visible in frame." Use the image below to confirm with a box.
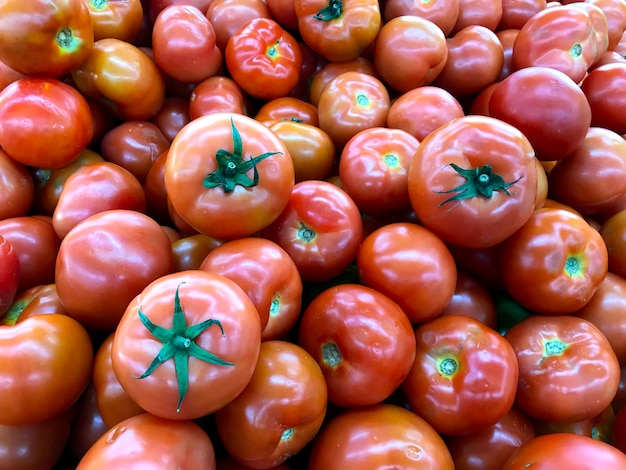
[0,149,34,219]
[501,207,608,315]
[383,0,460,36]
[0,235,19,316]
[165,113,295,241]
[87,0,143,42]
[502,433,626,469]
[498,0,547,30]
[532,405,615,442]
[453,0,503,32]
[587,0,626,50]
[261,180,364,282]
[581,62,626,135]
[0,78,94,169]
[1,284,68,326]
[0,0,94,77]
[255,96,319,126]
[308,404,454,470]
[188,75,247,119]
[215,340,327,468]
[505,314,620,424]
[171,233,222,272]
[225,18,302,100]
[149,96,191,143]
[206,0,271,52]
[439,271,498,329]
[298,283,416,407]
[66,383,108,462]
[76,413,216,469]
[111,270,262,420]
[600,210,626,278]
[407,115,538,248]
[308,57,377,107]
[402,314,519,436]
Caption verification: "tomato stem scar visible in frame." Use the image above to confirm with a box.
[321,342,342,367]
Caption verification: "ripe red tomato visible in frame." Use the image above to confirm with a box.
[0,235,19,316]
[439,271,498,329]
[87,0,143,42]
[165,113,295,241]
[0,149,34,219]
[383,0,459,36]
[581,62,626,135]
[188,76,247,119]
[505,314,620,424]
[205,0,271,52]
[308,57,377,107]
[407,115,538,248]
[111,270,262,420]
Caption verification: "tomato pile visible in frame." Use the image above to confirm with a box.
[2,0,626,468]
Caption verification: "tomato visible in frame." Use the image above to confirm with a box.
[402,314,519,436]
[581,62,626,135]
[189,75,247,119]
[383,0,459,37]
[55,209,174,331]
[316,71,390,150]
[165,113,295,241]
[76,413,216,469]
[111,270,262,420]
[454,0,503,32]
[587,0,626,51]
[152,5,222,84]
[225,18,302,101]
[148,0,213,22]
[149,97,190,143]
[489,66,592,161]
[407,115,537,248]
[67,384,109,462]
[496,29,519,82]
[72,38,166,121]
[374,15,448,93]
[547,127,626,215]
[215,340,327,468]
[445,406,536,470]
[532,405,615,443]
[255,96,319,126]
[308,57,376,107]
[295,0,381,62]
[502,433,626,469]
[51,161,147,239]
[505,314,619,424]
[172,234,222,272]
[99,121,170,184]
[308,404,454,470]
[439,271,498,329]
[433,25,504,98]
[1,284,67,327]
[0,311,93,426]
[600,210,626,278]
[0,235,19,316]
[0,0,93,77]
[206,0,271,52]
[501,207,608,315]
[613,405,626,452]
[87,0,144,42]
[0,149,34,219]
[338,127,419,218]
[498,0,547,30]
[261,180,364,282]
[0,78,94,169]
[199,237,302,339]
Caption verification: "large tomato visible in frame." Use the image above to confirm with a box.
[111,270,262,420]
[165,113,295,241]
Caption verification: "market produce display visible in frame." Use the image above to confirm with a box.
[2,0,626,468]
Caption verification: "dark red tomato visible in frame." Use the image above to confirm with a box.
[189,76,247,119]
[505,315,620,424]
[298,283,416,407]
[308,404,454,470]
[0,78,94,169]
[111,270,262,420]
[453,0,503,32]
[600,210,626,278]
[613,405,626,453]
[66,383,109,462]
[502,433,626,469]
[261,180,364,283]
[0,57,27,92]
[216,457,292,470]
[532,405,615,443]
[99,121,170,184]
[0,0,94,77]
[143,150,172,225]
[0,216,60,293]
[55,209,175,331]
[402,314,519,436]
[447,241,506,291]
[383,0,459,37]
[149,96,191,143]
[357,222,456,324]
[0,149,34,219]
[445,406,536,470]
[225,18,302,101]
[266,0,299,31]
[76,413,216,469]
[51,161,147,239]
[205,0,271,52]
[439,271,498,329]
[407,115,538,248]
[164,113,295,241]
[199,237,302,340]
[498,0,547,30]
[215,340,327,468]
[581,62,626,135]
[501,208,608,315]
[152,5,222,84]
[0,235,19,316]
[172,234,223,272]
[489,66,592,161]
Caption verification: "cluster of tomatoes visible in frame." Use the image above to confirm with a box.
[1,0,626,468]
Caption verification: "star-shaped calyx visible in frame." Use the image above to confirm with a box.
[132,283,235,412]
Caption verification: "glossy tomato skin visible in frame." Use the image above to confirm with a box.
[308,57,376,107]
[505,315,620,424]
[0,148,34,219]
[308,404,454,470]
[165,113,295,241]
[87,0,144,42]
[261,180,364,283]
[0,235,19,316]
[215,340,327,468]
[111,270,262,420]
[581,62,626,135]
[408,115,538,248]
[298,283,416,407]
[402,314,519,436]
[76,413,216,470]
[439,271,497,329]
[357,222,456,324]
[188,76,247,119]
[501,208,608,315]
[0,78,94,169]
[0,0,94,77]
[502,433,626,469]
[383,0,459,36]
[1,284,67,326]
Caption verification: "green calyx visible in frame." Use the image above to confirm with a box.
[313,0,343,20]
[203,118,281,193]
[321,342,342,367]
[438,163,522,206]
[132,283,235,413]
[437,356,459,378]
[91,0,107,9]
[56,28,80,52]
